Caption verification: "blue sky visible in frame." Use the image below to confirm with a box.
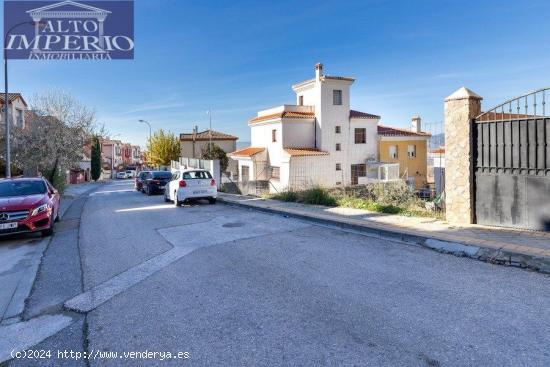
[3,0,550,147]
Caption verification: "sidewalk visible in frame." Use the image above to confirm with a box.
[218,193,550,274]
[0,181,102,325]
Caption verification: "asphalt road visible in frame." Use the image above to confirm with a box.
[6,180,550,366]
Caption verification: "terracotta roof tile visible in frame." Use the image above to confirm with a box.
[378,125,431,137]
[249,111,315,123]
[180,129,238,141]
[228,147,265,157]
[284,147,329,156]
[350,110,380,119]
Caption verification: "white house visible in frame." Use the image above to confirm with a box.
[229,63,381,191]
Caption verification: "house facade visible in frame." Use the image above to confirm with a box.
[229,64,381,191]
[378,116,431,189]
[180,127,238,158]
[0,93,28,129]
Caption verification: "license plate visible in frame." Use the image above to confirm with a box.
[193,190,207,194]
[159,186,165,189]
[0,222,18,230]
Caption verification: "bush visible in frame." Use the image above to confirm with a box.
[272,190,299,202]
[300,187,337,206]
[268,182,441,219]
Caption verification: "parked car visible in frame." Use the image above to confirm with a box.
[135,171,150,192]
[143,171,173,195]
[0,177,60,237]
[116,171,128,179]
[125,170,136,178]
[164,169,217,206]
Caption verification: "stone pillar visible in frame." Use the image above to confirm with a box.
[444,87,482,224]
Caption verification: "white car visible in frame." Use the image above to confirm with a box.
[164,169,217,206]
[116,172,128,179]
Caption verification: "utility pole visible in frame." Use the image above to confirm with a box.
[207,109,212,155]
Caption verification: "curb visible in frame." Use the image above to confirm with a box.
[218,197,550,275]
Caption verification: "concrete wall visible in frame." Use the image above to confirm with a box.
[288,155,340,190]
[379,138,429,189]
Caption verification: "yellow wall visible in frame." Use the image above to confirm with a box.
[379,139,428,189]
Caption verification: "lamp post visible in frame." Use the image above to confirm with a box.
[206,109,212,155]
[138,119,152,145]
[4,21,45,178]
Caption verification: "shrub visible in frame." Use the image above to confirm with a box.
[272,190,299,202]
[300,187,337,206]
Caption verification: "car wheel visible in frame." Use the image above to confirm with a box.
[208,198,217,204]
[164,191,171,202]
[174,191,182,207]
[41,220,54,237]
[146,186,152,196]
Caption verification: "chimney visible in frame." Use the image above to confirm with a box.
[315,63,323,81]
[411,116,422,133]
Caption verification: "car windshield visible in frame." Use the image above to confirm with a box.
[0,180,47,197]
[182,171,212,179]
[152,171,172,179]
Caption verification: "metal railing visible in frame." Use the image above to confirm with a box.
[476,87,550,122]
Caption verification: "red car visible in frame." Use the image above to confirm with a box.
[0,177,60,237]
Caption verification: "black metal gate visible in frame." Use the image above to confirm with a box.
[473,88,550,231]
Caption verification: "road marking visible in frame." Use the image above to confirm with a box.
[89,189,135,196]
[0,314,73,363]
[65,212,310,313]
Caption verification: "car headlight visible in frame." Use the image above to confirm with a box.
[31,203,50,217]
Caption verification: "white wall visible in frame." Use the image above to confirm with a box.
[281,119,315,148]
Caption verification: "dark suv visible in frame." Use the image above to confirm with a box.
[143,171,173,195]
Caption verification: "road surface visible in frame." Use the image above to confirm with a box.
[5,180,550,366]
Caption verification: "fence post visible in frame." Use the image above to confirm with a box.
[444,87,482,224]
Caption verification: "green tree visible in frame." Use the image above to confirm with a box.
[201,143,229,172]
[146,129,180,168]
[91,135,101,181]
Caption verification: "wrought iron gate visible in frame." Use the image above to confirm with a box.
[473,88,550,231]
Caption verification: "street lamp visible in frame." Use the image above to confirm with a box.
[206,109,212,155]
[138,119,152,144]
[3,20,45,178]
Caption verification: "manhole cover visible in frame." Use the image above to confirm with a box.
[222,222,244,228]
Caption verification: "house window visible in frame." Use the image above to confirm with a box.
[350,164,366,185]
[354,128,366,144]
[272,129,277,142]
[241,165,250,182]
[15,109,23,127]
[298,95,304,106]
[333,90,342,105]
[389,145,398,159]
[407,145,416,158]
[336,163,341,171]
[271,166,280,180]
[335,143,341,151]
[335,126,341,134]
